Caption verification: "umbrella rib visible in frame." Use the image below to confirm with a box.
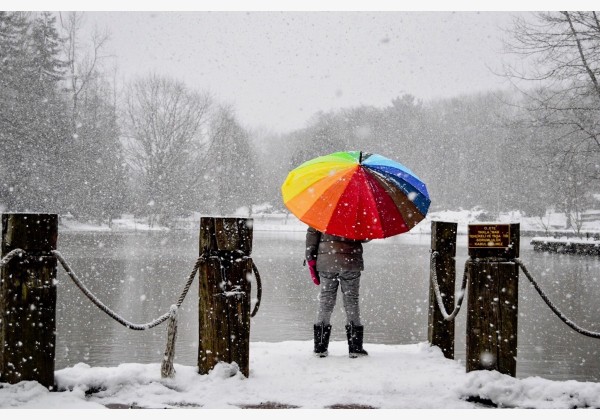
[366,163,429,197]
[365,169,425,230]
[300,166,359,232]
[282,162,356,204]
[362,168,409,237]
[365,166,430,215]
[356,167,386,238]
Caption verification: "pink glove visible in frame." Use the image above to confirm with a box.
[307,260,320,286]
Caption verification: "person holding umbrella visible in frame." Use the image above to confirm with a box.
[281,151,430,358]
[305,226,369,358]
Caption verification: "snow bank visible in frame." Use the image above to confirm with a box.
[459,370,600,408]
[2,341,600,409]
[60,214,169,232]
[531,236,600,245]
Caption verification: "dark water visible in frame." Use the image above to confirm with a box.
[54,230,600,382]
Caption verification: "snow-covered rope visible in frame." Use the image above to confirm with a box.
[0,248,25,267]
[53,250,204,378]
[516,258,600,339]
[429,251,469,321]
[52,249,202,331]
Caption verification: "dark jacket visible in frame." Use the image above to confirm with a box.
[305,226,367,272]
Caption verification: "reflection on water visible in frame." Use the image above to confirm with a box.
[55,230,600,382]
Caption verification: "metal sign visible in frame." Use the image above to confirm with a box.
[468,224,511,248]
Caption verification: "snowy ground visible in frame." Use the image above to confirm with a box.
[2,341,600,410]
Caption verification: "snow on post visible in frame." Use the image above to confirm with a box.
[0,213,58,389]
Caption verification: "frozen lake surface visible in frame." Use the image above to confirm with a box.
[54,230,600,382]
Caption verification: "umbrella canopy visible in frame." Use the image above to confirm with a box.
[281,151,430,240]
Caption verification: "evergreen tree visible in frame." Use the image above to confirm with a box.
[30,12,66,93]
[209,106,260,215]
[0,11,71,213]
[0,11,30,92]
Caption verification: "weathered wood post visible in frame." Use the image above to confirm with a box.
[466,223,519,377]
[0,213,58,389]
[428,221,457,359]
[198,217,253,377]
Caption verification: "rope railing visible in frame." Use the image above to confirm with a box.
[2,248,263,378]
[52,249,262,329]
[52,249,206,378]
[52,250,201,331]
[431,252,600,337]
[516,258,600,339]
[429,251,469,321]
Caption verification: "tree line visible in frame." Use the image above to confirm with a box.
[1,11,598,230]
[0,11,259,227]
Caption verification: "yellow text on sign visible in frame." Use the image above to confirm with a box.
[468,224,510,248]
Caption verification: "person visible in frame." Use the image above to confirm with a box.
[305,226,369,358]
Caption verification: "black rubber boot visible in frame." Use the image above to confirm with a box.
[313,323,332,357]
[345,322,368,358]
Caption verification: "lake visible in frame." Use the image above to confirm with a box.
[53,229,600,382]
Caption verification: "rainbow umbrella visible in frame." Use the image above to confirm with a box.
[281,151,430,240]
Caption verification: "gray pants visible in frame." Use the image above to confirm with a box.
[316,271,362,326]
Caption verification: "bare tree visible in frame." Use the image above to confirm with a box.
[59,11,110,136]
[122,74,213,226]
[502,11,600,226]
[541,137,594,235]
[504,12,600,160]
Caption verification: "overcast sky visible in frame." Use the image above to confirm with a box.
[9,1,585,133]
[75,11,526,133]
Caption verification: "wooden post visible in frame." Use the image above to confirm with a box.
[0,213,58,389]
[466,223,519,377]
[428,221,457,359]
[198,217,253,377]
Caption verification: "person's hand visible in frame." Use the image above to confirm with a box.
[307,259,320,286]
